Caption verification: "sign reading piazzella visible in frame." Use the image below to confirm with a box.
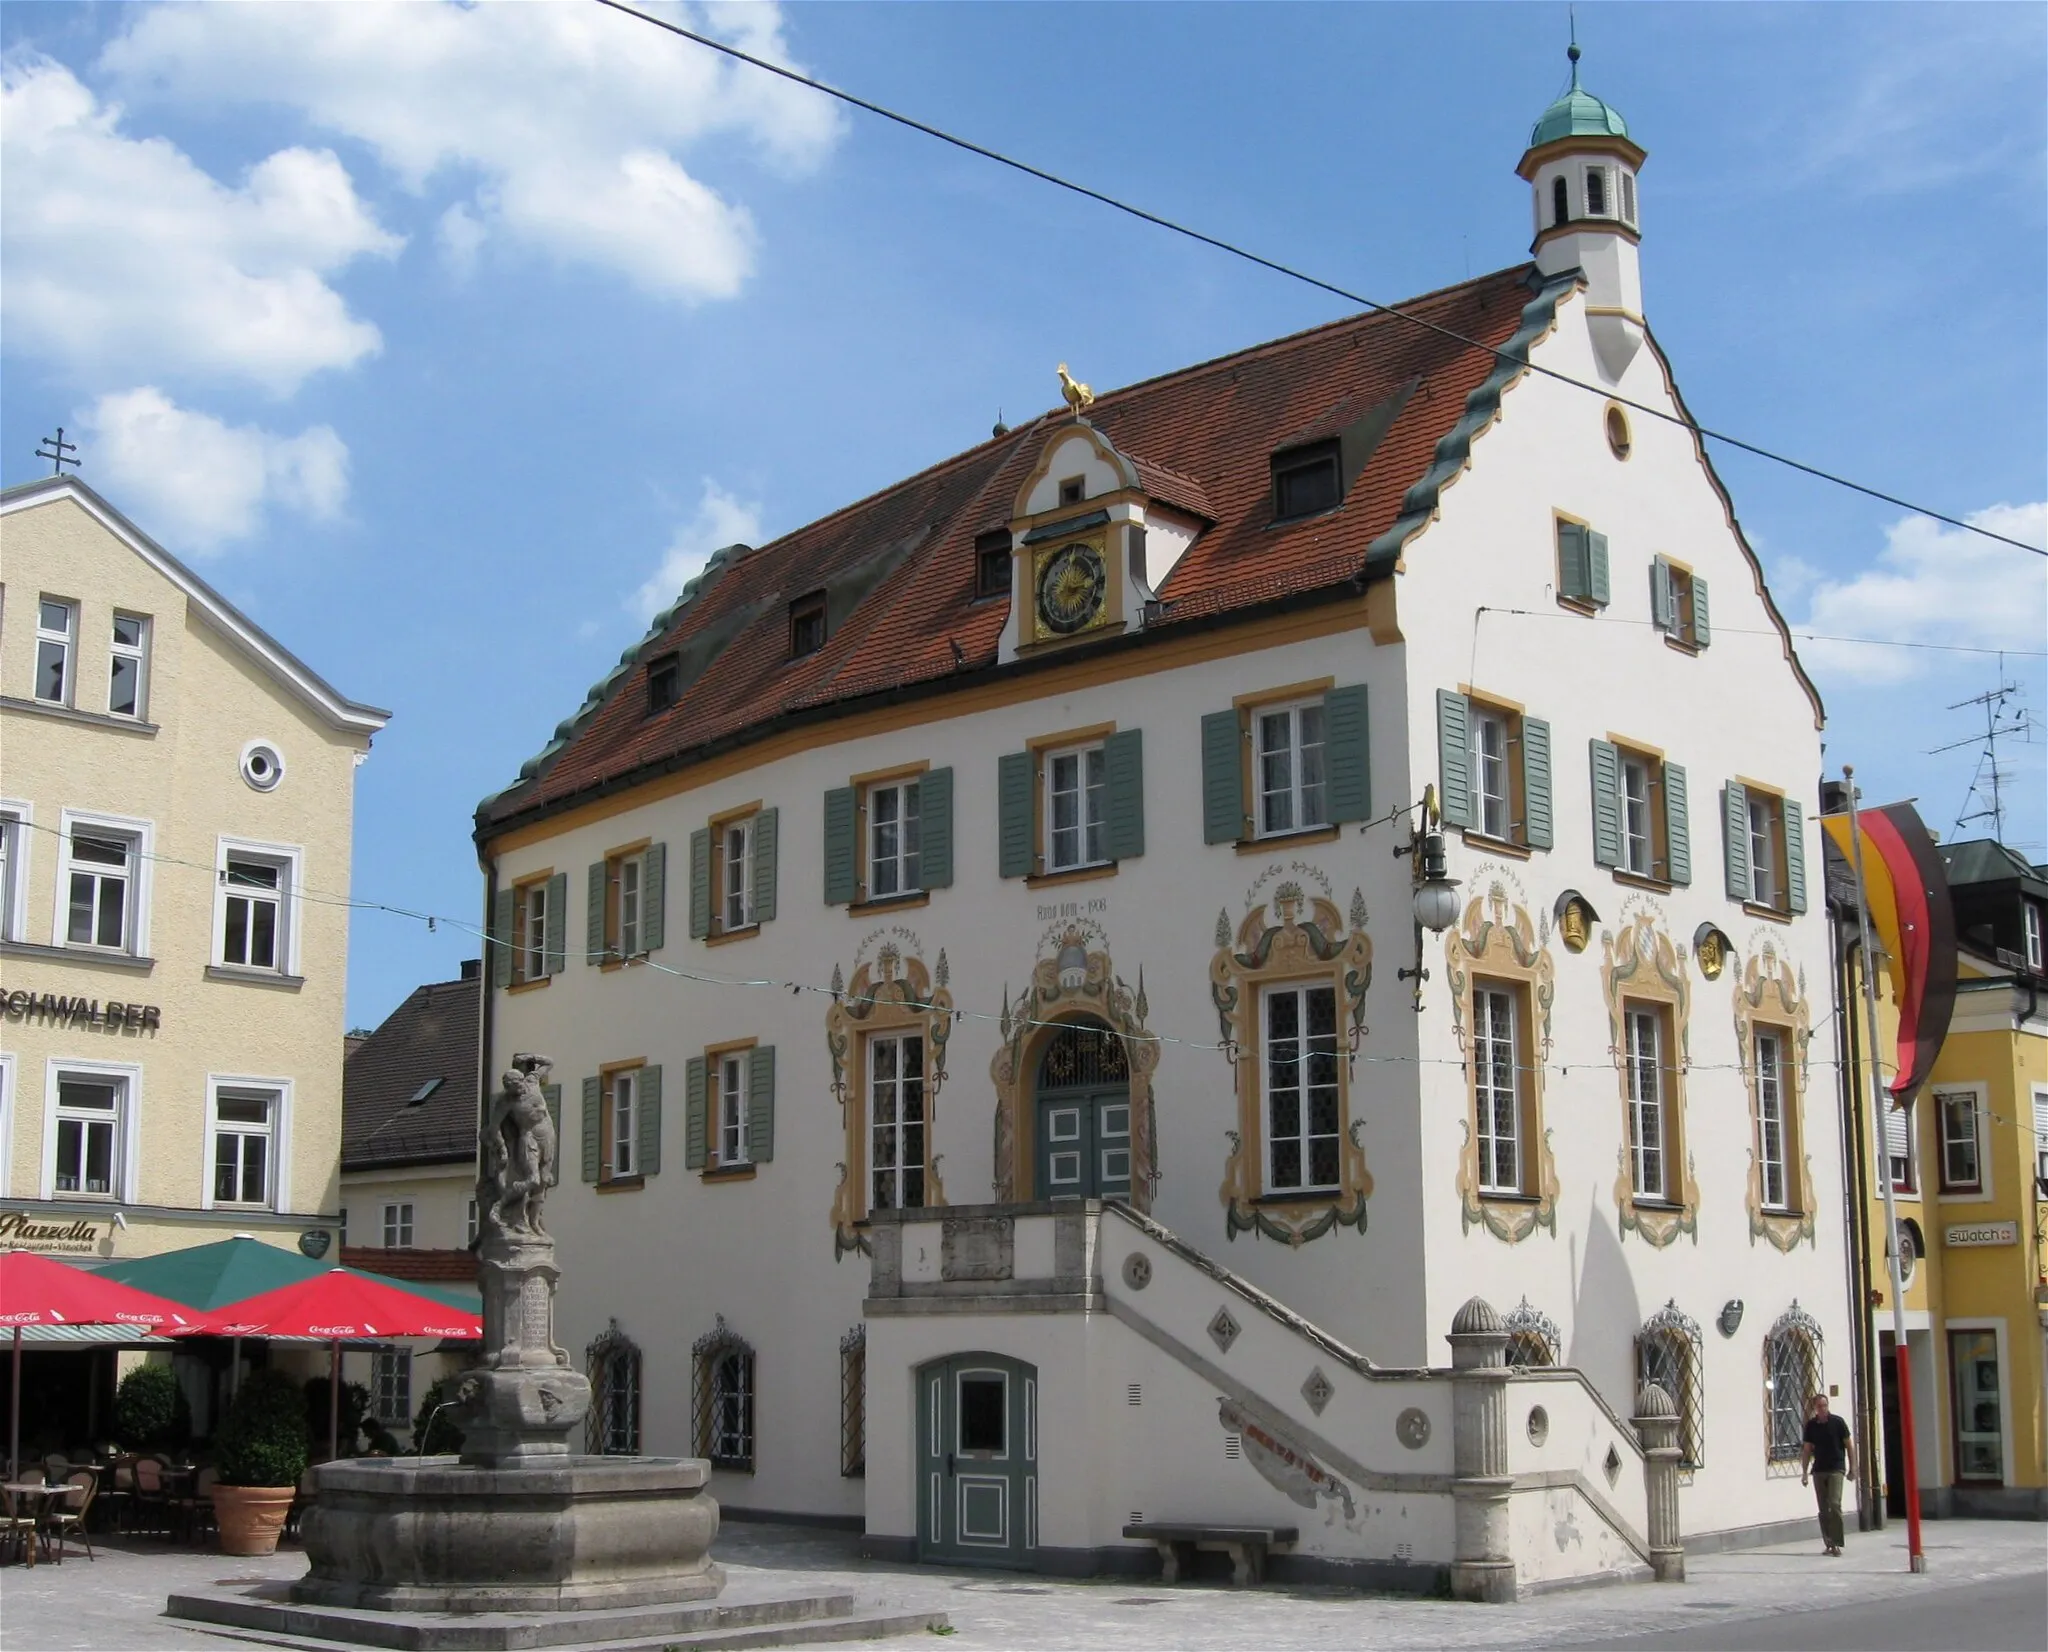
[2,988,162,1031]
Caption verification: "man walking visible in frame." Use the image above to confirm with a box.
[1801,1392,1855,1555]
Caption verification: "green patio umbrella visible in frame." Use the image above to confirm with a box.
[97,1237,479,1314]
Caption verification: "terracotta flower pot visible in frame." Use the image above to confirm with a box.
[212,1483,296,1556]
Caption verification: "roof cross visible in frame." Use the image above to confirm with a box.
[34,427,80,477]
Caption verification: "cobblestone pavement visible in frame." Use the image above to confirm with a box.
[0,1519,2040,1651]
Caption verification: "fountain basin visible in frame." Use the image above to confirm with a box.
[296,1455,722,1612]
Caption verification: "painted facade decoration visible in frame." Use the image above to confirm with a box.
[1216,1396,1360,1530]
[1729,933,1816,1251]
[1445,869,1560,1242]
[1599,906,1700,1247]
[988,920,1160,1207]
[827,934,955,1256]
[1211,872,1374,1245]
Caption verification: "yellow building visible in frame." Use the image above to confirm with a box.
[0,476,388,1431]
[1839,833,2048,1521]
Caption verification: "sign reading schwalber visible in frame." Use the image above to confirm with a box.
[2,988,162,1031]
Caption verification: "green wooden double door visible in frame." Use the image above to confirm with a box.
[916,1354,1036,1566]
[1032,1019,1132,1201]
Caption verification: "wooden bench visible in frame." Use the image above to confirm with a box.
[1121,1522,1298,1585]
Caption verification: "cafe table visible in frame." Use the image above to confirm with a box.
[2,1481,51,1566]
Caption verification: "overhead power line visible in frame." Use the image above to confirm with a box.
[589,0,2045,561]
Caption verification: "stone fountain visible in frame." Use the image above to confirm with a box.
[291,1054,721,1611]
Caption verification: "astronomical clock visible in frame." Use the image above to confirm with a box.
[1032,536,1110,641]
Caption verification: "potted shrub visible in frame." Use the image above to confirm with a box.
[115,1361,190,1451]
[211,1368,309,1555]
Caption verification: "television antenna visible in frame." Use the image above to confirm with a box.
[1927,671,2034,842]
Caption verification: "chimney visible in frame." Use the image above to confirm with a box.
[460,957,482,983]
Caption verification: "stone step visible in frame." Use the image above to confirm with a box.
[164,1588,946,1652]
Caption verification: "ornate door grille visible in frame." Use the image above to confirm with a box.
[1037,1020,1129,1087]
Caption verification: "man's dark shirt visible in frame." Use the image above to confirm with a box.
[1804,1413,1851,1473]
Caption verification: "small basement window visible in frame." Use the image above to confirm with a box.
[974,529,1011,600]
[789,591,827,658]
[647,653,681,713]
[1272,441,1341,521]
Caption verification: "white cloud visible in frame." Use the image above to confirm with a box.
[436,203,487,282]
[100,1,842,303]
[629,481,763,622]
[81,387,350,554]
[0,55,399,395]
[1796,502,2047,685]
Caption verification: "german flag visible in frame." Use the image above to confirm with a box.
[1819,801,1958,1102]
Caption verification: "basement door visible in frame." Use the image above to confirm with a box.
[916,1354,1036,1567]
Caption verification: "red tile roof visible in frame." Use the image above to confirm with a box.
[342,1246,478,1285]
[481,264,1555,835]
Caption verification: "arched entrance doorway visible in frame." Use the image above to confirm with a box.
[1033,1018,1131,1200]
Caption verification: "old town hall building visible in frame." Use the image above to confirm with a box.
[476,61,1848,1590]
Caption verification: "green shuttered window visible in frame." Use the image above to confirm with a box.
[997,751,1034,877]
[747,1046,776,1164]
[751,808,779,924]
[1557,521,1610,608]
[826,771,952,903]
[1439,691,1549,851]
[641,842,666,952]
[1591,739,1690,884]
[688,827,713,941]
[1203,685,1370,846]
[684,1047,775,1170]
[998,730,1145,878]
[822,787,858,906]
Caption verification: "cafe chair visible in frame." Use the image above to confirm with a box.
[133,1456,169,1538]
[40,1472,97,1563]
[0,1484,47,1567]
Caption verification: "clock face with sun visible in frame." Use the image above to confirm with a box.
[1035,540,1108,636]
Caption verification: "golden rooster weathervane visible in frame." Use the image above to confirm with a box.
[1056,362,1094,417]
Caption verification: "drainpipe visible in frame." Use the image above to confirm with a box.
[1835,914,1882,1531]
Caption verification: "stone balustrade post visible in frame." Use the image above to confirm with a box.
[1634,1382,1685,1582]
[1447,1297,1516,1603]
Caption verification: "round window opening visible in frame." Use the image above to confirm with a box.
[241,741,286,792]
[1604,404,1633,460]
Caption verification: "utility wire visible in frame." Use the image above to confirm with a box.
[1479,605,2048,659]
[589,0,2045,560]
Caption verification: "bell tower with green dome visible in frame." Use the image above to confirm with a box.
[1517,40,1647,381]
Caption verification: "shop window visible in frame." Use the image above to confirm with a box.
[1762,1304,1823,1462]
[1949,1329,2003,1483]
[692,1316,755,1472]
[586,1320,642,1456]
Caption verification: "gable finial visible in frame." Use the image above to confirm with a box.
[1056,362,1094,417]
[35,426,80,477]
[1568,8,1581,87]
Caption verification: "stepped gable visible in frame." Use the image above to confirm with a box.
[342,975,481,1171]
[483,262,1546,831]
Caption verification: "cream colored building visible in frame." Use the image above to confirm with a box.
[0,475,387,1273]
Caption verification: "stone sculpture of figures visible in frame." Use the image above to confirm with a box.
[483,1053,558,1236]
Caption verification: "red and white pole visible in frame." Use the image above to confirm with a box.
[1843,767,1926,1573]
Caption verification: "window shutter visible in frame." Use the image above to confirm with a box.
[545,872,568,975]
[1589,739,1623,867]
[1784,798,1808,915]
[586,862,608,964]
[1588,530,1611,607]
[1650,557,1675,633]
[638,1064,662,1177]
[1437,691,1473,829]
[748,1045,776,1164]
[1883,1102,1909,1161]
[1104,728,1146,860]
[1691,576,1711,647]
[2034,1091,2048,1158]
[1521,717,1553,850]
[684,1056,709,1171]
[1663,763,1692,886]
[688,827,712,941]
[920,766,954,888]
[1324,683,1371,823]
[751,807,779,924]
[491,888,515,989]
[1557,522,1589,601]
[997,751,1035,878]
[823,786,857,905]
[641,841,666,952]
[1722,782,1751,901]
[581,1076,601,1184]
[543,1083,561,1138]
[1200,709,1245,844]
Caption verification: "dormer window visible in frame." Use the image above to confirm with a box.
[1272,441,1341,522]
[1551,176,1569,227]
[1058,476,1085,506]
[789,591,827,658]
[1585,166,1609,218]
[646,653,681,713]
[974,529,1011,601]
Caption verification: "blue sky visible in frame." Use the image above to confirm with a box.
[3,2,2043,1028]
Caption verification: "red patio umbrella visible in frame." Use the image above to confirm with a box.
[0,1250,196,1477]
[172,1269,482,1460]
